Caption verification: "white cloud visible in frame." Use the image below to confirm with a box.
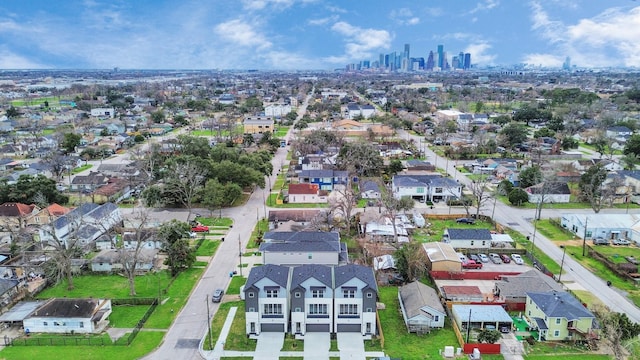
[329,21,392,62]
[529,2,640,67]
[214,19,272,50]
[242,0,316,11]
[308,15,339,26]
[390,8,420,26]
[468,0,500,14]
[464,42,497,65]
[0,47,48,69]
[521,53,564,67]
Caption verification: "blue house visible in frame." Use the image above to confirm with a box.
[298,170,349,191]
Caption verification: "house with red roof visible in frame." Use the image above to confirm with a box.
[287,183,327,204]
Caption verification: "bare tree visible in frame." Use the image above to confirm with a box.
[164,157,207,220]
[468,176,492,218]
[328,179,358,235]
[117,209,155,296]
[41,212,87,290]
[380,184,414,244]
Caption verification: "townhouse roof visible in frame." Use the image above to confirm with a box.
[259,231,341,253]
[245,264,290,289]
[334,264,377,291]
[299,169,349,178]
[399,281,445,319]
[288,183,319,195]
[445,228,492,240]
[527,291,594,319]
[290,264,333,289]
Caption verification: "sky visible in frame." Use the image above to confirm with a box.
[0,0,639,70]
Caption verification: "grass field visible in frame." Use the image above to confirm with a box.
[72,164,93,174]
[227,276,247,295]
[534,219,575,241]
[0,331,165,360]
[195,239,221,256]
[377,286,459,358]
[110,305,153,328]
[247,219,269,249]
[37,272,173,299]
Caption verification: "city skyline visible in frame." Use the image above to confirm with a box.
[0,0,639,70]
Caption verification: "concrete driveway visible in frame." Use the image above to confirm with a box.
[337,333,365,359]
[255,332,284,360]
[304,332,330,359]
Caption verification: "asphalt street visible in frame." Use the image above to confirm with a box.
[399,129,640,323]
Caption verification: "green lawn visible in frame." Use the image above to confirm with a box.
[274,126,290,138]
[0,331,164,360]
[413,219,493,243]
[196,217,233,227]
[203,301,256,351]
[524,355,610,360]
[378,286,459,358]
[144,267,205,329]
[534,219,575,241]
[227,276,247,295]
[109,305,152,328]
[247,219,269,249]
[196,239,221,256]
[72,164,93,174]
[37,272,173,299]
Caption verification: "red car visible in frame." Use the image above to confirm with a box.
[500,254,511,263]
[191,225,209,233]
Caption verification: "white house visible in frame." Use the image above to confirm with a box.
[392,175,462,203]
[443,228,493,249]
[360,180,381,199]
[560,213,640,243]
[265,104,292,117]
[288,184,326,204]
[398,281,446,331]
[23,298,112,334]
[90,108,115,118]
[525,182,571,204]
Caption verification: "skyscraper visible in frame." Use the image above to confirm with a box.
[403,44,410,71]
[426,51,435,71]
[464,53,471,69]
[437,45,444,69]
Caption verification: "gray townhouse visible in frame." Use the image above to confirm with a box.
[244,264,377,338]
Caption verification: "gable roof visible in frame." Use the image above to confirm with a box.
[527,291,594,319]
[446,228,492,240]
[288,183,319,195]
[525,182,571,195]
[245,264,290,289]
[45,203,70,217]
[393,174,459,188]
[290,264,333,289]
[399,281,445,319]
[360,180,380,193]
[495,270,561,298]
[28,298,106,319]
[0,202,37,217]
[334,264,377,291]
[260,231,341,253]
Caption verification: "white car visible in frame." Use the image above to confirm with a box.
[511,254,524,265]
[478,253,489,263]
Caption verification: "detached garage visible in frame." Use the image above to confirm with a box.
[422,242,462,272]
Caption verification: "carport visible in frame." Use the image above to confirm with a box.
[452,304,513,331]
[0,301,44,327]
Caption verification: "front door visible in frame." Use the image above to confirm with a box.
[250,322,256,334]
[296,322,301,334]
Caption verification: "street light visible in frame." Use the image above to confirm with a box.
[238,234,243,277]
[558,245,567,283]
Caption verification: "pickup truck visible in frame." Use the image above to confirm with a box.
[462,260,483,269]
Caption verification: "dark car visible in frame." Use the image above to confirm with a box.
[212,288,224,303]
[456,218,476,224]
[500,254,511,263]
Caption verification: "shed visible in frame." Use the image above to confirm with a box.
[422,242,462,272]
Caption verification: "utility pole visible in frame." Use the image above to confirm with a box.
[558,245,567,283]
[582,216,589,257]
[238,234,243,277]
[531,219,538,254]
[466,308,472,343]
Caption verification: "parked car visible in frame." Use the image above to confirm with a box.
[469,254,481,263]
[489,253,502,264]
[500,254,511,263]
[593,237,609,245]
[462,260,483,269]
[612,239,632,246]
[191,225,210,233]
[457,253,470,263]
[626,256,640,265]
[478,253,489,263]
[511,254,524,265]
[456,217,476,224]
[212,288,224,303]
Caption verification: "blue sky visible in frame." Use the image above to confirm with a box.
[0,0,638,70]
